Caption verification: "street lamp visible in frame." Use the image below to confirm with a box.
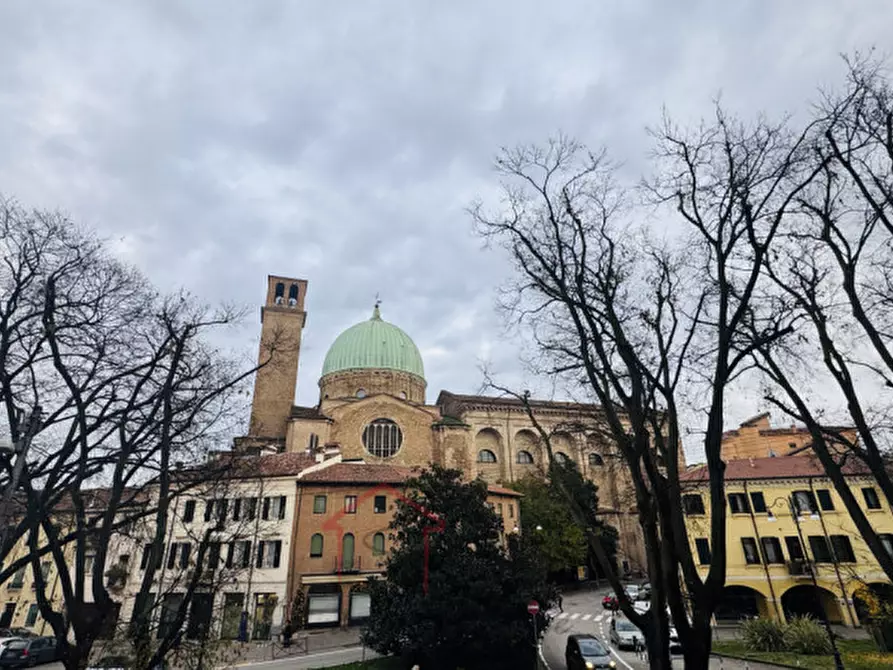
[767,495,845,670]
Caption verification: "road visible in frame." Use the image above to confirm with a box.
[541,586,769,670]
[232,645,378,669]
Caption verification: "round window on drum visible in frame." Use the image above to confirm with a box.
[362,418,403,458]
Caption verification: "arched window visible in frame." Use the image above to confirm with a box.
[478,449,497,463]
[516,451,534,464]
[372,533,385,556]
[341,534,355,571]
[288,283,299,307]
[274,282,285,305]
[310,534,323,558]
[362,419,403,458]
[589,453,604,466]
[308,433,319,451]
[554,452,569,463]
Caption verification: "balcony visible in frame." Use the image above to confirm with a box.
[787,559,813,577]
[333,555,362,574]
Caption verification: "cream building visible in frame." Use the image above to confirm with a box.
[237,275,648,574]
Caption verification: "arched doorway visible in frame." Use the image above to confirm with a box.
[715,585,768,622]
[782,585,843,624]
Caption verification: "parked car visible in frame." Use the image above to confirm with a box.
[602,594,618,610]
[0,637,58,667]
[623,584,640,601]
[609,616,643,650]
[6,631,34,640]
[564,634,614,670]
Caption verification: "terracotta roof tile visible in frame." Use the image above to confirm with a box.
[681,454,870,482]
[486,485,523,498]
[299,462,419,485]
[213,451,316,479]
[290,405,332,420]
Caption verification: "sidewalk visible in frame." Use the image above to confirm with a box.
[228,627,364,665]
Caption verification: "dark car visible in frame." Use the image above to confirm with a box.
[565,634,614,670]
[602,594,618,610]
[6,632,34,641]
[0,637,58,667]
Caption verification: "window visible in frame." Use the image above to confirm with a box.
[183,500,196,523]
[373,533,385,556]
[24,604,38,627]
[10,567,25,588]
[487,502,495,511]
[682,494,705,515]
[808,536,833,563]
[232,498,243,521]
[341,534,355,571]
[274,282,284,304]
[167,543,179,570]
[313,495,327,514]
[256,540,282,569]
[226,541,252,569]
[362,418,403,457]
[478,449,497,463]
[792,490,818,515]
[206,542,221,570]
[509,504,514,519]
[761,537,784,564]
[374,496,386,514]
[308,433,319,451]
[589,453,604,466]
[749,492,767,514]
[785,536,805,561]
[554,452,569,463]
[862,487,882,510]
[695,538,711,565]
[245,498,258,521]
[880,533,893,558]
[741,537,760,565]
[830,535,856,563]
[816,489,835,511]
[310,534,324,558]
[497,503,503,515]
[204,500,215,522]
[84,554,95,574]
[179,543,191,569]
[344,496,358,514]
[288,283,299,306]
[140,544,161,571]
[262,496,286,520]
[728,493,750,514]
[516,451,534,464]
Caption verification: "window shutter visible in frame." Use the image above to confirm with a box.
[246,498,257,521]
[167,543,178,570]
[233,498,242,521]
[140,544,151,570]
[242,541,252,568]
[262,498,270,520]
[180,543,191,569]
[278,496,286,520]
[273,541,282,568]
[204,501,213,522]
[226,542,234,569]
[256,542,265,568]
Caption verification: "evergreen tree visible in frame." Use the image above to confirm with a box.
[362,465,556,670]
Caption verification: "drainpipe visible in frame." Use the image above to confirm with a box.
[743,481,781,619]
[809,477,855,626]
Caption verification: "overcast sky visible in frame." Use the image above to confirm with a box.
[0,1,889,458]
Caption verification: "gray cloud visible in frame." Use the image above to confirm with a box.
[1,0,890,460]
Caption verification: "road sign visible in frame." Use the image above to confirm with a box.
[527,600,540,615]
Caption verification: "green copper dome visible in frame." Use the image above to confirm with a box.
[321,305,425,379]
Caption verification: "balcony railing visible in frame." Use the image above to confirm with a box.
[333,555,362,574]
[787,559,813,576]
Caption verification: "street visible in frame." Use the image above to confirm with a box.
[541,586,778,670]
[231,645,378,669]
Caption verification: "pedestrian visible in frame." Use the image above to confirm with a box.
[557,593,564,613]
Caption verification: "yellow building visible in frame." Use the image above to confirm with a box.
[720,413,857,461]
[681,454,893,627]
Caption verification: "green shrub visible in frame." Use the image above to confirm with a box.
[741,617,787,652]
[783,616,833,655]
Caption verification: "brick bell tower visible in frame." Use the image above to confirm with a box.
[247,275,308,443]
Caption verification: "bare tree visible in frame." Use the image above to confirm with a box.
[471,114,816,667]
[0,200,288,670]
[750,54,893,582]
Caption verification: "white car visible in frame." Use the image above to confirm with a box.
[623,584,640,601]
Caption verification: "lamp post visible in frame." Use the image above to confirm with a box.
[768,495,845,670]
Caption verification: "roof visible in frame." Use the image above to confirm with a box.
[213,451,316,479]
[297,461,522,497]
[321,305,425,380]
[437,390,604,416]
[681,454,871,482]
[290,405,331,421]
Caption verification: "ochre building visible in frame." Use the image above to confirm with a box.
[237,275,648,576]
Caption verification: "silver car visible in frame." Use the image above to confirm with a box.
[609,616,642,650]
